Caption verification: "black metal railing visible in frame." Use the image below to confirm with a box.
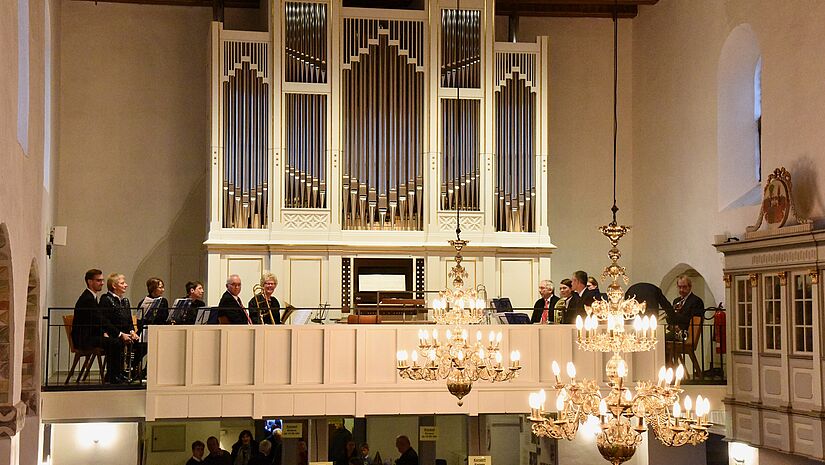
[664,304,727,385]
[43,302,726,390]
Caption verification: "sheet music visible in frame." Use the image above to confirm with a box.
[290,309,314,325]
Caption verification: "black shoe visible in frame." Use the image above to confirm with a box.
[106,374,126,384]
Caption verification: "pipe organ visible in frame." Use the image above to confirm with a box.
[207,1,553,312]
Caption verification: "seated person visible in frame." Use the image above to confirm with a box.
[248,272,282,324]
[72,269,107,352]
[666,275,705,367]
[531,279,559,324]
[98,273,145,383]
[218,275,252,324]
[168,281,206,325]
[138,277,169,329]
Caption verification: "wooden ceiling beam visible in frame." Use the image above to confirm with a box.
[71,0,259,8]
[496,3,640,18]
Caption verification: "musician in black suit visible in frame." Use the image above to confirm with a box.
[668,275,705,332]
[98,273,143,383]
[72,269,106,350]
[218,274,252,324]
[186,280,207,309]
[168,281,207,324]
[531,280,559,324]
[562,270,600,324]
[248,272,282,324]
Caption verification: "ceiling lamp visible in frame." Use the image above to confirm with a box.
[527,1,711,462]
[396,0,520,405]
[397,328,521,406]
[431,238,486,325]
[528,361,711,465]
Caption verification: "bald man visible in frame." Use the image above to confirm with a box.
[218,275,252,324]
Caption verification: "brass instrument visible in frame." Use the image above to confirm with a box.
[252,283,277,325]
[122,342,135,383]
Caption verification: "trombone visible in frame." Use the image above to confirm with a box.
[252,283,277,324]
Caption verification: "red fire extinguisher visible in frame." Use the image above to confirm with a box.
[714,305,726,354]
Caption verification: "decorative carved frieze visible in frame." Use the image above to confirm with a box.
[0,402,26,438]
[751,249,817,266]
[282,211,330,230]
[437,212,484,232]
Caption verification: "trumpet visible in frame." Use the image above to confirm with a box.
[252,283,277,325]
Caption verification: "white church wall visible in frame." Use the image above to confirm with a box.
[0,0,53,463]
[53,2,213,307]
[630,0,825,300]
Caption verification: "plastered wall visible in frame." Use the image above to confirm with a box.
[53,1,212,306]
[630,0,825,299]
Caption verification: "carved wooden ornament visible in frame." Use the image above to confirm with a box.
[747,167,811,232]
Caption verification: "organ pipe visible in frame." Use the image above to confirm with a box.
[221,40,270,228]
[341,20,426,230]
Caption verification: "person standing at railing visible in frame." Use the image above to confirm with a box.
[563,271,599,324]
[72,269,106,351]
[99,273,144,383]
[530,280,559,324]
[218,274,253,324]
[554,279,573,324]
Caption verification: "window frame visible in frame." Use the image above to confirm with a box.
[791,271,814,354]
[735,275,755,352]
[762,273,782,352]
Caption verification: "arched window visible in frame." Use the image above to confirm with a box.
[18,0,31,155]
[717,24,762,210]
[44,0,52,188]
[754,57,762,183]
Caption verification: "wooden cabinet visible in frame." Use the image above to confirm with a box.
[716,229,825,460]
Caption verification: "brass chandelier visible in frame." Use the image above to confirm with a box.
[527,2,711,463]
[528,361,711,464]
[397,328,521,406]
[396,0,520,405]
[431,238,485,326]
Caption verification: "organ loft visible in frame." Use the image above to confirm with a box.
[206,0,552,313]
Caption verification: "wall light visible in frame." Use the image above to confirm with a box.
[76,423,117,448]
[730,441,755,464]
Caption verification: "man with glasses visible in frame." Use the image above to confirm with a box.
[72,269,106,350]
[218,274,252,324]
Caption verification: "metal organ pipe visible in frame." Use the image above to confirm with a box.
[341,18,425,230]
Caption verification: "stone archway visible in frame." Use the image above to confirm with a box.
[21,260,39,415]
[660,263,716,307]
[0,224,13,405]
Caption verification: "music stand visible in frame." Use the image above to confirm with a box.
[195,308,214,325]
[492,298,513,313]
